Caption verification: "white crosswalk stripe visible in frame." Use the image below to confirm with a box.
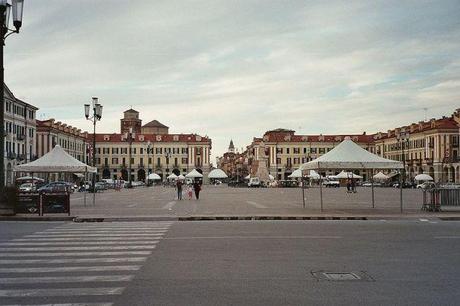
[0,221,172,306]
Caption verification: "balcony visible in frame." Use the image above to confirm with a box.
[425,158,433,165]
[7,152,17,160]
[16,134,25,141]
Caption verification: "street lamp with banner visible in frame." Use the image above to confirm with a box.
[0,0,24,215]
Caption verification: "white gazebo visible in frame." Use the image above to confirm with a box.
[373,171,389,181]
[414,174,433,181]
[334,171,363,180]
[208,169,228,179]
[148,173,161,180]
[185,169,203,179]
[300,138,403,211]
[14,145,96,174]
[288,169,302,178]
[14,145,97,206]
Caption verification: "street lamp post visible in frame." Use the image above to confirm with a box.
[146,140,151,185]
[396,131,409,184]
[84,97,102,205]
[125,127,135,188]
[0,0,24,210]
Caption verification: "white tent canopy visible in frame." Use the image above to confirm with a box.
[288,169,302,178]
[185,169,203,178]
[244,175,250,180]
[167,173,178,180]
[301,138,403,170]
[334,171,363,179]
[16,176,44,182]
[414,174,434,181]
[14,145,96,173]
[308,170,321,180]
[373,171,389,180]
[208,169,228,179]
[148,173,161,180]
[177,174,186,180]
[268,174,275,181]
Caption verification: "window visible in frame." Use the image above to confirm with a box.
[286,148,290,154]
[112,158,118,164]
[319,148,325,154]
[293,148,300,154]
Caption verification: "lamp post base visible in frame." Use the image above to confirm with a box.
[0,201,15,216]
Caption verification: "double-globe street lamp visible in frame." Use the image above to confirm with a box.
[146,140,152,185]
[84,97,102,201]
[396,131,410,184]
[0,0,24,213]
[125,127,135,188]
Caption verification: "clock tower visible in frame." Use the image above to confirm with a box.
[120,108,142,134]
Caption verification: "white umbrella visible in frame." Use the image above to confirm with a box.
[244,175,250,180]
[148,173,161,180]
[308,170,321,180]
[334,170,363,179]
[373,171,389,181]
[414,174,433,181]
[178,174,186,180]
[208,169,228,179]
[268,174,275,181]
[167,173,178,180]
[16,176,44,182]
[288,169,302,178]
[185,169,203,178]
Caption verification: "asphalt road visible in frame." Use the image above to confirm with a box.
[1,220,459,305]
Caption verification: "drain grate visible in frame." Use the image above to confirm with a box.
[311,270,374,282]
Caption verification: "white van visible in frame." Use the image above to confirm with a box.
[248,177,261,187]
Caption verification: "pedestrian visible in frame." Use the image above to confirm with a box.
[346,179,351,193]
[351,178,356,193]
[193,180,201,200]
[187,184,193,200]
[176,179,183,200]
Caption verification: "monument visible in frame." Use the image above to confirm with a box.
[255,141,271,183]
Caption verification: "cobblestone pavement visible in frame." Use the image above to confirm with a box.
[68,185,459,217]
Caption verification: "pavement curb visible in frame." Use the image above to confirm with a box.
[0,216,75,221]
[177,216,368,221]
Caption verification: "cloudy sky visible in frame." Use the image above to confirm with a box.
[5,0,460,162]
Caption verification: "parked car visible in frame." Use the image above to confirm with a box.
[248,177,261,187]
[19,183,36,192]
[228,180,248,188]
[362,182,382,187]
[38,182,70,193]
[440,183,460,189]
[279,180,299,188]
[392,182,416,188]
[323,180,340,188]
[416,182,436,189]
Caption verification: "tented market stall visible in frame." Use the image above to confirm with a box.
[300,138,403,211]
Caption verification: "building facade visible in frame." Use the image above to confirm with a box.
[372,110,460,183]
[246,129,374,180]
[3,85,38,185]
[218,109,460,184]
[36,119,89,163]
[96,109,212,182]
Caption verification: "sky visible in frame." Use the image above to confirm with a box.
[4,0,460,164]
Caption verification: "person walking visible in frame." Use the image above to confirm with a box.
[193,180,201,200]
[346,178,351,193]
[176,179,183,200]
[187,184,193,200]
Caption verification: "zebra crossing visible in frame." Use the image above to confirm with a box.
[0,221,173,306]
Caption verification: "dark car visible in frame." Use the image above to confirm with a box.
[38,182,71,193]
[279,180,299,188]
[228,180,248,188]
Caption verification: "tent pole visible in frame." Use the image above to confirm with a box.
[319,171,323,212]
[84,169,87,207]
[399,170,403,213]
[371,169,375,208]
[302,175,306,209]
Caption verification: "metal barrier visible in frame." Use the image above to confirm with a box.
[422,188,460,211]
[16,192,71,216]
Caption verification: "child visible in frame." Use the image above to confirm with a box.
[187,185,193,200]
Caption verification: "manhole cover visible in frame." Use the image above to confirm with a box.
[311,270,374,282]
[324,272,360,281]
